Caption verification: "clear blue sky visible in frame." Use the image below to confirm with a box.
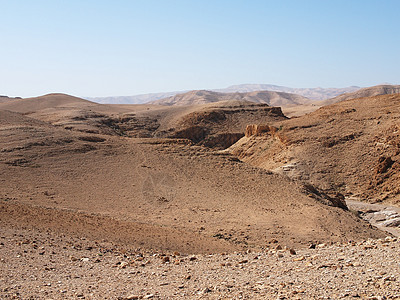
[1,0,399,97]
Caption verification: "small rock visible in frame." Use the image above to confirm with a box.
[383,276,396,282]
[125,295,139,300]
[143,294,154,299]
[293,256,305,261]
[385,236,396,242]
[199,287,212,294]
[289,249,296,255]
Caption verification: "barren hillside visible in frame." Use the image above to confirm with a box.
[0,99,386,254]
[0,94,287,149]
[0,93,98,112]
[227,93,400,204]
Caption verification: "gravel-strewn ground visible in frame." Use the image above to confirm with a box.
[1,225,399,299]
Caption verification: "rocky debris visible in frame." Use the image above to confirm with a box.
[1,225,400,299]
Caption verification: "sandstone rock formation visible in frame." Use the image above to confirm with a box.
[245,124,278,137]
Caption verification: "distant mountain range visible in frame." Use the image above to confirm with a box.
[213,84,361,100]
[85,84,361,104]
[150,90,311,107]
[86,91,182,105]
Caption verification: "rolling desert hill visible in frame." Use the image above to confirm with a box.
[0,94,387,256]
[0,93,128,136]
[150,89,311,107]
[227,93,400,205]
[318,84,400,106]
[0,93,98,112]
[0,94,288,149]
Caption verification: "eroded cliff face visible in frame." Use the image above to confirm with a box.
[168,104,287,149]
[244,124,289,144]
